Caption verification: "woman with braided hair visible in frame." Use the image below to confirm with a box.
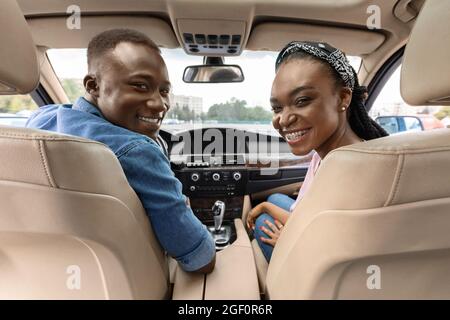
[246,41,388,262]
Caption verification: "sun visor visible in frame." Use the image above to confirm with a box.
[27,16,178,49]
[246,22,385,56]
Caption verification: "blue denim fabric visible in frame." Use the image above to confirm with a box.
[254,193,295,262]
[26,97,215,272]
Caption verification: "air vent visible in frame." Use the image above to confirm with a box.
[183,33,242,55]
[178,19,246,56]
[183,33,194,44]
[195,34,206,44]
[182,33,242,55]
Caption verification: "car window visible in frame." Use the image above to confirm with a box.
[47,48,361,136]
[0,94,38,127]
[370,64,448,133]
[47,48,360,162]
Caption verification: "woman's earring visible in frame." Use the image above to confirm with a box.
[341,106,346,111]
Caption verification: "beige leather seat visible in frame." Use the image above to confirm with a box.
[0,0,168,299]
[265,0,450,299]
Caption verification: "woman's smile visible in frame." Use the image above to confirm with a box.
[282,127,312,145]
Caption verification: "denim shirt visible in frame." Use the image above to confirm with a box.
[26,97,215,271]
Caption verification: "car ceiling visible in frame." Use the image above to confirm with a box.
[17,0,425,86]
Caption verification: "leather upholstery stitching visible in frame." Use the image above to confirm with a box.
[330,147,450,156]
[384,154,405,207]
[38,140,57,188]
[0,132,103,144]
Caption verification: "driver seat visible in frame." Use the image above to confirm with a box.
[0,0,168,299]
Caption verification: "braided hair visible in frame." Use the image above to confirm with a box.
[276,42,388,140]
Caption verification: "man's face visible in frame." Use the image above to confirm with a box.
[89,42,171,140]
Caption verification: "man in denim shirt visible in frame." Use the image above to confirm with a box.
[26,29,215,273]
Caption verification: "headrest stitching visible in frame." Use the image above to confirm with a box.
[37,140,56,188]
[0,133,103,145]
[330,147,450,156]
[384,154,405,207]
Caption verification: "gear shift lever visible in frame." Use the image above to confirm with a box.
[212,200,225,232]
[208,200,231,250]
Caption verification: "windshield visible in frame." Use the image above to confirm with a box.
[47,48,361,137]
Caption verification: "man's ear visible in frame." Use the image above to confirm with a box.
[83,74,99,99]
[338,86,353,112]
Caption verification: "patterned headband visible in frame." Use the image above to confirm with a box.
[275,41,356,89]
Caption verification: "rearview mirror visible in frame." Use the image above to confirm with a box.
[183,65,244,83]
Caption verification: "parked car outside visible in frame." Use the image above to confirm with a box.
[375,114,444,135]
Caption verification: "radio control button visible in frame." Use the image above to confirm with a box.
[191,173,200,182]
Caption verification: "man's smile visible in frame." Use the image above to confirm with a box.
[138,116,161,124]
[137,112,164,125]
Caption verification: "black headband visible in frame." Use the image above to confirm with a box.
[275,41,356,89]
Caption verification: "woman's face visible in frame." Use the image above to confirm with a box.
[271,58,351,157]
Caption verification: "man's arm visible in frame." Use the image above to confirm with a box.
[118,140,216,273]
[194,255,216,274]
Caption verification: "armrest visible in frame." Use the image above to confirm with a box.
[172,219,260,300]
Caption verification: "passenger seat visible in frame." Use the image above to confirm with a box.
[265,0,450,299]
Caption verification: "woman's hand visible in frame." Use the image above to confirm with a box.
[259,219,284,247]
[246,202,266,230]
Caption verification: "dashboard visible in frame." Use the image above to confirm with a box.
[160,127,311,223]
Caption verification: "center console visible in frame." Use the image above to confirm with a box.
[172,154,247,249]
[174,154,247,218]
